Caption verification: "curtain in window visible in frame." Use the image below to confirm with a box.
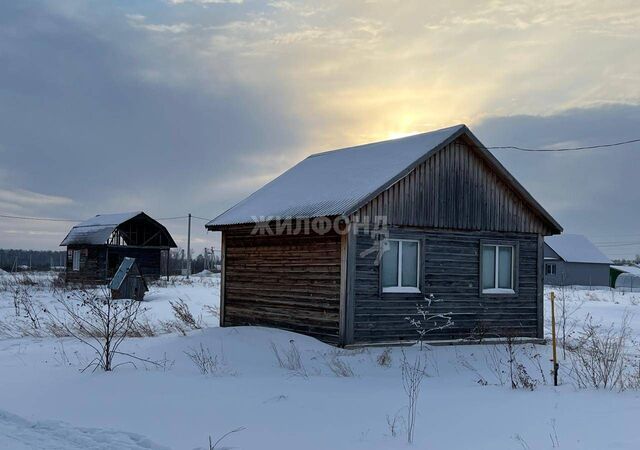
[381,240,399,288]
[401,241,418,287]
[498,247,513,289]
[482,246,496,290]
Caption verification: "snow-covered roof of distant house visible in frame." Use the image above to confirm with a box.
[206,124,562,232]
[544,234,611,264]
[611,265,640,276]
[60,211,176,247]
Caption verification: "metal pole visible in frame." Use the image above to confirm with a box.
[186,213,192,279]
[550,291,559,386]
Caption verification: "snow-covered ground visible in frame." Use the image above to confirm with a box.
[0,273,639,449]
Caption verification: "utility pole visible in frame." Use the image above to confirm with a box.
[186,213,192,279]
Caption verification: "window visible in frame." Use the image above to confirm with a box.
[72,250,81,271]
[381,239,420,293]
[481,244,514,293]
[545,263,556,276]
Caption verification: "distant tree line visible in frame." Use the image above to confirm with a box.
[612,255,640,266]
[1,247,221,274]
[0,249,66,271]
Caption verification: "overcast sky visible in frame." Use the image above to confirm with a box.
[1,0,639,259]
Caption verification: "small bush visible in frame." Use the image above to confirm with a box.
[185,343,233,376]
[271,340,307,377]
[169,298,202,330]
[324,351,355,377]
[377,347,393,367]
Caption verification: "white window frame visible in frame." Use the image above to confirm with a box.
[545,263,556,276]
[482,244,515,294]
[381,239,421,294]
[72,250,81,271]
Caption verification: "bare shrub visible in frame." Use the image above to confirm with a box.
[271,340,307,377]
[46,288,155,371]
[203,304,219,318]
[324,350,355,377]
[185,344,219,375]
[169,298,202,330]
[386,410,405,438]
[377,347,392,367]
[405,294,454,349]
[3,274,42,330]
[566,314,630,390]
[505,335,537,391]
[400,350,427,444]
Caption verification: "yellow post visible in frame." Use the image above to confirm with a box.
[550,291,558,386]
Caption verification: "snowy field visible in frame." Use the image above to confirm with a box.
[0,272,639,449]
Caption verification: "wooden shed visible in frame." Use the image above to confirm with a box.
[60,211,177,285]
[109,257,148,301]
[206,125,562,346]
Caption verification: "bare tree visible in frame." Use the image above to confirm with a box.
[405,294,454,349]
[400,350,427,444]
[47,288,152,371]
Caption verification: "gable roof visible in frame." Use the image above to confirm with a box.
[206,124,562,233]
[60,211,177,247]
[544,234,611,264]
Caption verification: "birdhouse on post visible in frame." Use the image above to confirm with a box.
[109,257,148,301]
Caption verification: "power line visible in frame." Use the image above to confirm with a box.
[0,213,80,222]
[191,215,212,222]
[156,215,189,221]
[487,137,640,152]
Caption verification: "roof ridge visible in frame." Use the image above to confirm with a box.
[307,124,466,159]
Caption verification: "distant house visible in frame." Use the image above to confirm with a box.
[206,125,562,346]
[60,212,177,284]
[543,234,611,287]
[610,265,640,290]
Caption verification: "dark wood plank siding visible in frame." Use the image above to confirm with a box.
[352,227,540,343]
[354,138,552,235]
[223,226,342,344]
[65,245,164,284]
[65,246,107,284]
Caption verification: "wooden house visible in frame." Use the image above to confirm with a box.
[543,234,611,287]
[206,125,562,346]
[109,257,148,301]
[60,211,177,284]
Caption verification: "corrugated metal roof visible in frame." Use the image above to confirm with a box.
[108,257,136,290]
[207,125,465,227]
[544,234,611,264]
[60,211,143,246]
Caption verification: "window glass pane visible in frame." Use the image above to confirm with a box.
[498,246,513,289]
[381,240,399,288]
[482,246,496,290]
[401,241,418,287]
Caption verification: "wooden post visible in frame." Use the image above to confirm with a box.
[186,213,192,279]
[550,291,559,386]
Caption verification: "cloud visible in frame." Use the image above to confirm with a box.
[0,189,73,208]
[0,0,639,255]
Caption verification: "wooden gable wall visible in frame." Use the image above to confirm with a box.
[353,138,553,235]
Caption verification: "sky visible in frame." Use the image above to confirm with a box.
[0,0,639,260]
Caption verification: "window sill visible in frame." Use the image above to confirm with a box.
[383,287,421,294]
[482,288,516,295]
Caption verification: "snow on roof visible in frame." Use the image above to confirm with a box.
[207,125,465,227]
[60,212,143,246]
[544,234,611,264]
[611,265,640,276]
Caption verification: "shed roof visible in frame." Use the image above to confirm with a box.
[206,124,562,232]
[611,265,640,276]
[60,211,176,247]
[544,234,611,264]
